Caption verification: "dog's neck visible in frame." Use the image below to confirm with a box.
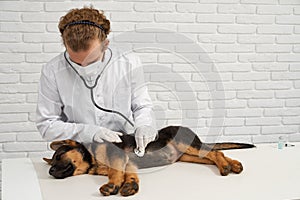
[85,144,109,176]
[87,158,108,176]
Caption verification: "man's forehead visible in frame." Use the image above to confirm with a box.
[67,40,102,66]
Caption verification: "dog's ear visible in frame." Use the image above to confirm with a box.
[50,140,80,151]
[43,157,52,165]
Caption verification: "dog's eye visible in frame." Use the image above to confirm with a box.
[56,154,61,161]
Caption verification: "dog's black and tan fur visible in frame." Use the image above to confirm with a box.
[44,126,254,197]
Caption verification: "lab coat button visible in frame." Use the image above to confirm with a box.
[98,115,104,120]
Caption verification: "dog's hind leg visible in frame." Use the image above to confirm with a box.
[120,161,139,197]
[173,142,237,176]
[203,151,232,176]
[178,153,214,165]
[196,150,243,175]
[223,155,243,174]
[178,152,232,175]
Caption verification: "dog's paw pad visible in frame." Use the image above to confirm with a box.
[100,183,120,196]
[120,181,139,196]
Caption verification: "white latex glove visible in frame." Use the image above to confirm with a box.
[134,125,157,157]
[93,127,123,143]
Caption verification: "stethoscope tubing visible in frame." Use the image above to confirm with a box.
[64,48,135,128]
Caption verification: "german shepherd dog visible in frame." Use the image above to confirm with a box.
[43,126,254,197]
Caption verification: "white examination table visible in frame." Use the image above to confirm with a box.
[2,143,300,200]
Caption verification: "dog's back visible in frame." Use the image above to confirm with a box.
[109,126,254,169]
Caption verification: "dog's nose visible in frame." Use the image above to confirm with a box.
[49,166,56,175]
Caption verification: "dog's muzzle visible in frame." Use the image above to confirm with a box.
[49,163,75,179]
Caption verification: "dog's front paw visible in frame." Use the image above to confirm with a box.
[100,183,120,196]
[120,181,139,196]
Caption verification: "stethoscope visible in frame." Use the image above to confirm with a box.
[63,47,135,128]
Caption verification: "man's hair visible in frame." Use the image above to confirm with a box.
[58,6,110,52]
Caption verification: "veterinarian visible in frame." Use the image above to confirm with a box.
[36,6,157,156]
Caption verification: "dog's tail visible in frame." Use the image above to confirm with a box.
[205,143,255,151]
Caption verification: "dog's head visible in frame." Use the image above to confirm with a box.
[43,140,93,179]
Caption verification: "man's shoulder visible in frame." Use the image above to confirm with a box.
[43,52,66,72]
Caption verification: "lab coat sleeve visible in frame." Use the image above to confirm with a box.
[129,55,157,129]
[36,63,101,143]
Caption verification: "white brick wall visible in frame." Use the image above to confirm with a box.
[0,0,300,192]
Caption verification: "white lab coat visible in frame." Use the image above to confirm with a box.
[36,47,155,144]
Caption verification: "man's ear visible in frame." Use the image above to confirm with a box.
[50,140,80,151]
[43,157,52,165]
[103,39,110,51]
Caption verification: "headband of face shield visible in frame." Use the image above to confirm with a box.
[61,20,105,34]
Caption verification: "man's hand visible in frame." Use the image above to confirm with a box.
[134,125,157,157]
[93,127,123,143]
